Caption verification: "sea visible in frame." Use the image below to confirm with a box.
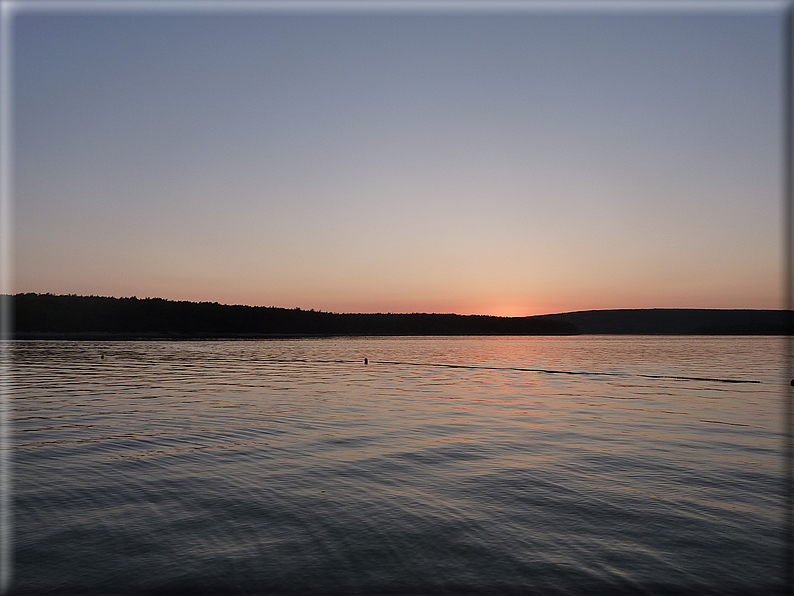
[8,336,789,595]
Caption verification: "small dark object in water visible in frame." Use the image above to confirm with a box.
[364,358,368,365]
[791,379,794,386]
[101,354,105,360]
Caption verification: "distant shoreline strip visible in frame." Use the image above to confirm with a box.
[263,358,762,384]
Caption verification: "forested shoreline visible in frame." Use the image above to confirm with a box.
[9,293,577,337]
[7,293,789,338]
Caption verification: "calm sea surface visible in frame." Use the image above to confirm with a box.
[9,337,787,595]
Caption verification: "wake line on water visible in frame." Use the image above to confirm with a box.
[375,360,762,384]
[263,358,762,384]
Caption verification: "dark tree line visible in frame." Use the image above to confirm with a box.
[10,293,579,337]
[9,294,788,338]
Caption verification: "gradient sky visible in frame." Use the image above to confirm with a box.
[10,2,786,316]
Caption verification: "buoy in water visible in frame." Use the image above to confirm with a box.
[364,358,368,365]
[790,379,794,386]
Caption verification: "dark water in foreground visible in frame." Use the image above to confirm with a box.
[9,337,787,594]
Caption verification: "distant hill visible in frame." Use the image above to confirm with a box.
[537,308,789,335]
[6,294,790,338]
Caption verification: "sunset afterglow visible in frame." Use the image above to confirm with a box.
[11,6,784,315]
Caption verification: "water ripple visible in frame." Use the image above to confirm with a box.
[8,336,785,595]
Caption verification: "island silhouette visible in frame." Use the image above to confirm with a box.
[6,293,789,339]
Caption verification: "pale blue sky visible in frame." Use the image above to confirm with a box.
[11,4,785,315]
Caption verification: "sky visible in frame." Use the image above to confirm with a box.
[8,2,787,316]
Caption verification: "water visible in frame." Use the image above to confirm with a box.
[9,336,787,594]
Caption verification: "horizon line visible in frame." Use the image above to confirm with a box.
[6,292,784,319]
